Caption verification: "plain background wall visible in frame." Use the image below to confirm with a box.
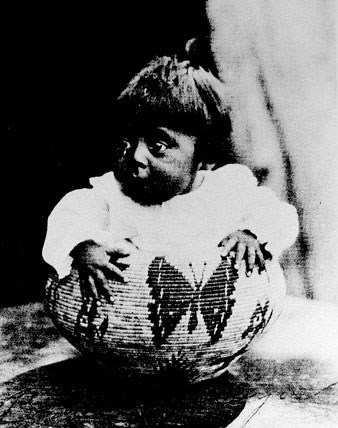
[208,0,337,302]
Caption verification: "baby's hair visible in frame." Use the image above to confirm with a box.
[114,39,233,165]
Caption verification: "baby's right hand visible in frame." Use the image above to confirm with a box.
[70,239,137,303]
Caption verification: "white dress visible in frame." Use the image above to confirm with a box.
[42,164,299,278]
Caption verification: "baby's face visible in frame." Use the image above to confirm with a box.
[114,127,202,205]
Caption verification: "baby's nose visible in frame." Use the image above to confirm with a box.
[133,140,149,168]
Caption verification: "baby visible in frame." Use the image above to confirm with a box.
[42,53,298,303]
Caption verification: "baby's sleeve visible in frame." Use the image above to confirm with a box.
[42,187,114,279]
[238,184,299,259]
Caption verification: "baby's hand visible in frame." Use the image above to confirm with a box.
[218,230,272,276]
[70,239,138,302]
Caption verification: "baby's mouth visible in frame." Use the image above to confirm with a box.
[126,170,149,187]
[131,168,149,180]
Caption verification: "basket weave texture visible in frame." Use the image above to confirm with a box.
[45,249,286,383]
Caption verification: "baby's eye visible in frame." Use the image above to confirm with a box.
[145,128,175,156]
[148,140,169,156]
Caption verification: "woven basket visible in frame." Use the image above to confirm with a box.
[45,248,286,383]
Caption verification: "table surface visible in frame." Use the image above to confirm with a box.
[0,296,337,428]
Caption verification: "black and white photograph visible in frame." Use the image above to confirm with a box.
[1,1,337,426]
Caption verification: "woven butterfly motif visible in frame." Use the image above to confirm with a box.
[147,256,238,347]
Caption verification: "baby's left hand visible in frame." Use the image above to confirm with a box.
[219,230,271,276]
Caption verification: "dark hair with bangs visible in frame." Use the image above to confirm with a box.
[114,52,233,165]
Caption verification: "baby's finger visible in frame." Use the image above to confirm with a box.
[220,236,239,258]
[247,246,257,271]
[95,270,114,303]
[79,274,89,300]
[235,242,246,269]
[116,255,133,266]
[78,270,96,300]
[87,275,99,299]
[104,262,127,283]
[256,247,266,272]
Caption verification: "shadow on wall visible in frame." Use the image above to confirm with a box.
[3,0,209,306]
[207,0,337,303]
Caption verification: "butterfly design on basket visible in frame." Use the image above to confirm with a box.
[147,256,239,347]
